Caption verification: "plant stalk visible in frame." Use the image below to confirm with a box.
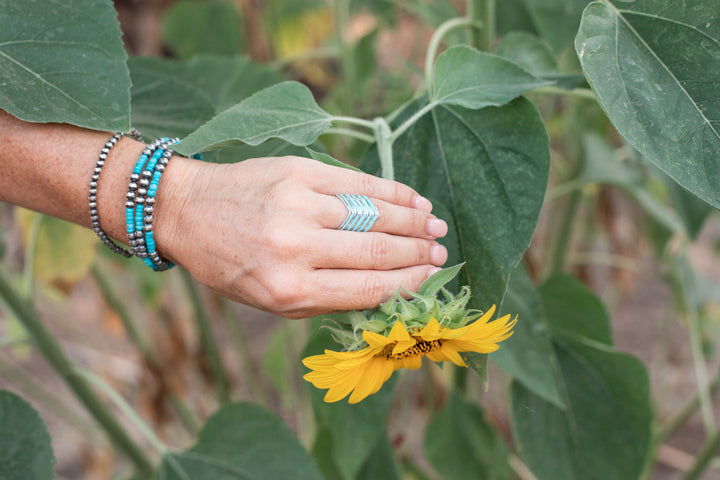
[467,0,494,51]
[656,373,719,445]
[424,17,482,87]
[549,190,582,275]
[374,117,395,181]
[334,0,356,113]
[682,427,720,480]
[92,264,151,359]
[0,270,154,475]
[387,101,438,143]
[530,86,597,100]
[323,127,375,143]
[179,269,231,403]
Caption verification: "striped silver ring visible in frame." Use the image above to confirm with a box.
[336,194,379,232]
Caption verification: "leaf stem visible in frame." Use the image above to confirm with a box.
[331,115,377,130]
[424,17,483,87]
[387,101,438,143]
[373,117,394,180]
[323,127,375,143]
[0,270,155,475]
[179,269,231,404]
[530,86,597,100]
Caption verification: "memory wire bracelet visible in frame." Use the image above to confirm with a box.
[90,128,143,257]
[125,137,179,271]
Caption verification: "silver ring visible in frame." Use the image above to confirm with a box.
[337,194,379,232]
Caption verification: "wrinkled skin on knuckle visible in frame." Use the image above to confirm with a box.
[363,235,390,268]
[355,273,390,307]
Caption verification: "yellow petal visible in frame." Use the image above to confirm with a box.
[417,318,442,340]
[348,357,394,404]
[426,345,467,367]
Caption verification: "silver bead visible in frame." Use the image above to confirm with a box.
[134,231,144,239]
[91,214,99,222]
[142,148,151,155]
[89,188,97,195]
[144,224,153,232]
[129,239,138,247]
[89,180,97,188]
[90,208,97,216]
[125,200,135,209]
[144,215,153,223]
[142,170,152,179]
[138,178,150,188]
[101,147,109,154]
[128,182,138,190]
[126,191,135,200]
[146,197,155,205]
[99,153,107,160]
[89,201,97,209]
[137,188,147,196]
[144,205,154,215]
[155,164,165,172]
[130,173,140,182]
[94,166,102,174]
[136,196,145,204]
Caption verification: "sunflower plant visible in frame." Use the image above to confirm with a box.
[303,264,516,403]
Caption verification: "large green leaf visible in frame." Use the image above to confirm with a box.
[0,0,131,131]
[383,96,550,310]
[155,402,322,480]
[304,329,396,480]
[491,266,564,408]
[130,56,284,139]
[176,81,333,154]
[0,390,55,480]
[162,1,245,60]
[511,338,652,480]
[539,274,612,345]
[575,0,720,209]
[425,393,512,480]
[431,46,551,109]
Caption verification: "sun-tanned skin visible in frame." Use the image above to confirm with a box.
[0,110,449,318]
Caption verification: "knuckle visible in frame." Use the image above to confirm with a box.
[357,273,389,306]
[261,272,303,312]
[365,235,390,267]
[358,174,377,197]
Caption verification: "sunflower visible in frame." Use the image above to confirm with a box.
[302,304,516,404]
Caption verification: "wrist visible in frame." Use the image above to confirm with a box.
[151,154,204,266]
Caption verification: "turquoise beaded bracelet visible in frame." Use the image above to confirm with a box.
[125,137,178,271]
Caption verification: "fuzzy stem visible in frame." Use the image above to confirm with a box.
[0,270,154,475]
[179,269,231,404]
[323,127,375,143]
[530,86,597,100]
[424,17,482,87]
[373,117,395,181]
[387,101,438,143]
[331,115,377,130]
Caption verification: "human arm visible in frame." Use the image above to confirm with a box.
[0,110,448,318]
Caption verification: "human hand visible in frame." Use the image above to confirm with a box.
[156,155,448,318]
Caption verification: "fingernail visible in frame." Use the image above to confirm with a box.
[426,218,448,238]
[427,266,442,278]
[430,243,448,266]
[412,194,433,212]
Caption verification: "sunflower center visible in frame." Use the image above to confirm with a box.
[377,337,444,360]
